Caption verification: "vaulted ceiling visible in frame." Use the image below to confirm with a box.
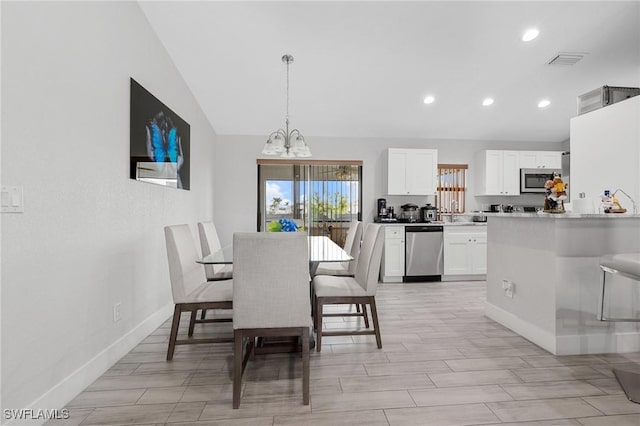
[140,1,640,143]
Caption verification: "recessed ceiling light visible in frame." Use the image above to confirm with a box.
[538,99,551,108]
[522,28,540,42]
[423,95,435,104]
[482,98,494,106]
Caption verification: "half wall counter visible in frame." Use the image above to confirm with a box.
[485,213,640,355]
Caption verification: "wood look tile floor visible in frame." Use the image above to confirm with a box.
[48,281,640,426]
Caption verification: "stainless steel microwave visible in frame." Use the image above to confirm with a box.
[520,168,561,193]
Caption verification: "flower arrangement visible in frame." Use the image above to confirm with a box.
[543,172,567,213]
[268,218,300,232]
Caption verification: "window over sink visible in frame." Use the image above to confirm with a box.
[437,164,468,214]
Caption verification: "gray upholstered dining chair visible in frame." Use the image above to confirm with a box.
[197,221,233,321]
[198,221,233,281]
[312,223,384,352]
[314,221,367,325]
[315,220,363,277]
[232,232,311,409]
[164,224,233,361]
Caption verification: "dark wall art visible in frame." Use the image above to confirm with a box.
[130,78,190,190]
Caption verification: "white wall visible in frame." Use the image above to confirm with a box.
[1,1,216,413]
[570,96,640,212]
[214,135,563,245]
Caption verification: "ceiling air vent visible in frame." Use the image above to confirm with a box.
[547,52,586,66]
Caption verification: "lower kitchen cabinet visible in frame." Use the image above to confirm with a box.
[443,227,487,277]
[381,226,405,282]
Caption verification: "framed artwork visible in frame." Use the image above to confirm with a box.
[130,78,190,190]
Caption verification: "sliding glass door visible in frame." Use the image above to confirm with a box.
[258,160,362,247]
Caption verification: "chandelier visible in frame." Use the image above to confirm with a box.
[261,54,311,158]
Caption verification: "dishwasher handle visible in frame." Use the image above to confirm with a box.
[405,226,443,232]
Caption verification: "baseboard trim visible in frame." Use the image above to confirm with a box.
[442,274,486,282]
[555,331,640,355]
[10,303,173,425]
[484,302,557,354]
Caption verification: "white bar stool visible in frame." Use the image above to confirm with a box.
[598,252,640,404]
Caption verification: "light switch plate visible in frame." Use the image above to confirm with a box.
[1,186,24,213]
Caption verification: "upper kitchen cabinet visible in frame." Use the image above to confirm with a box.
[518,151,562,169]
[388,148,438,195]
[475,150,520,196]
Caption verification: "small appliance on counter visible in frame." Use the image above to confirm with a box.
[399,203,420,222]
[375,198,399,222]
[472,213,487,222]
[377,198,387,218]
[420,204,438,222]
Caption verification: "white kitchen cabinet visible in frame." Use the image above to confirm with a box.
[518,151,562,169]
[443,227,487,276]
[388,148,438,195]
[475,150,520,196]
[381,226,405,282]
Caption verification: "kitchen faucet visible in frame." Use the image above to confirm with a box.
[450,200,458,223]
[612,188,638,215]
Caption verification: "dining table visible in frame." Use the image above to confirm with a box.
[197,234,353,277]
[196,234,353,353]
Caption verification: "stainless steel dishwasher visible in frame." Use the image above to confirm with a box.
[404,225,443,282]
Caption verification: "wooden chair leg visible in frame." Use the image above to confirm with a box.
[167,305,182,361]
[249,337,256,361]
[314,295,320,331]
[200,309,207,320]
[369,296,382,349]
[355,304,361,313]
[188,310,197,336]
[233,330,243,409]
[316,300,324,352]
[362,304,370,328]
[302,327,310,405]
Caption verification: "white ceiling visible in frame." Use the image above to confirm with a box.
[139,1,640,143]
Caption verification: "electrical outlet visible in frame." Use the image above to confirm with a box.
[502,280,510,289]
[113,302,122,322]
[505,283,515,298]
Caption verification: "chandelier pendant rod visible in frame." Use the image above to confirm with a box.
[284,54,291,154]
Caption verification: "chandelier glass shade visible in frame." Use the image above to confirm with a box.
[262,54,311,158]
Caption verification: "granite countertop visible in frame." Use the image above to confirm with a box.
[487,212,640,219]
[378,221,487,226]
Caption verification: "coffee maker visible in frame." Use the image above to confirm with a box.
[377,198,387,218]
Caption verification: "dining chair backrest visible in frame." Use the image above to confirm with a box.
[165,224,207,303]
[345,221,364,275]
[198,221,224,278]
[354,223,384,296]
[343,221,362,254]
[232,232,311,330]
